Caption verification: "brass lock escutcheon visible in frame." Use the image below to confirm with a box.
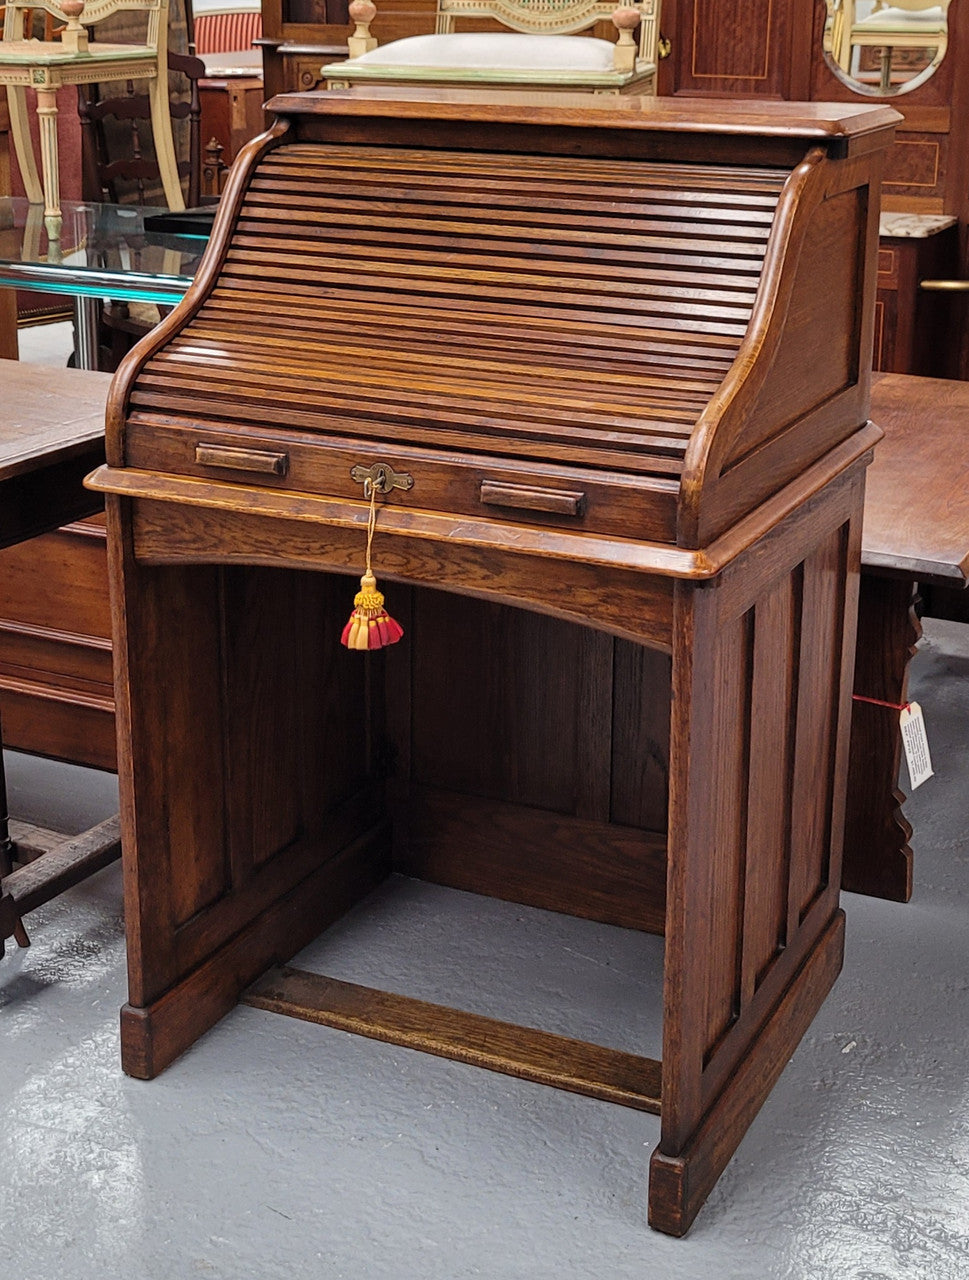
[350,462,414,496]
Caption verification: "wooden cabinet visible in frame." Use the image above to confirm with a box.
[257,0,351,99]
[199,73,267,164]
[875,214,959,377]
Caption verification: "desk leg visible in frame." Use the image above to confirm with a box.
[842,574,917,901]
[0,735,13,878]
[72,296,101,370]
[0,287,17,361]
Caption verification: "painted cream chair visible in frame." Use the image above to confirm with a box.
[0,0,184,237]
[321,0,661,95]
[832,0,950,92]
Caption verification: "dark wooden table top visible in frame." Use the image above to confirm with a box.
[0,360,110,482]
[0,359,110,549]
[864,372,969,587]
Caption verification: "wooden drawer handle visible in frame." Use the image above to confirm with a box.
[195,444,289,476]
[480,481,585,517]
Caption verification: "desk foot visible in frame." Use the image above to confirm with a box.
[120,821,389,1079]
[648,910,845,1237]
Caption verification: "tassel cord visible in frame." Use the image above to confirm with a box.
[364,477,378,578]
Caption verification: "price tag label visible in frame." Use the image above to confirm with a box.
[900,701,933,790]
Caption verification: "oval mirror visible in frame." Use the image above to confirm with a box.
[822,0,951,96]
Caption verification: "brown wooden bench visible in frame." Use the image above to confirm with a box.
[0,359,120,956]
[844,370,969,902]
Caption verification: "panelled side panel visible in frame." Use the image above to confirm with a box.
[113,524,379,1014]
[787,527,848,927]
[741,573,799,1000]
[659,475,863,1232]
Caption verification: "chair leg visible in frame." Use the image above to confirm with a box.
[34,87,62,239]
[6,85,44,204]
[148,73,186,212]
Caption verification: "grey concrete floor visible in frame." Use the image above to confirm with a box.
[1,617,967,1279]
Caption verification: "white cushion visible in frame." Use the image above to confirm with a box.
[856,5,946,26]
[352,32,617,72]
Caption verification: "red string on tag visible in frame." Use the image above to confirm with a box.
[852,694,911,712]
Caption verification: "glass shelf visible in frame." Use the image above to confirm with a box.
[0,198,205,305]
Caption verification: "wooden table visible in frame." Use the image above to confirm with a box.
[0,360,120,956]
[845,371,969,902]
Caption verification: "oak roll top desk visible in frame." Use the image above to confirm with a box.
[88,90,898,1236]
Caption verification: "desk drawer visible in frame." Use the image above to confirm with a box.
[122,419,679,545]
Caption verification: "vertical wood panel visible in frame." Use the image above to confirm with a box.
[410,590,613,819]
[611,640,670,833]
[222,568,307,871]
[114,561,229,938]
[740,573,798,1003]
[701,607,753,1061]
[221,567,369,875]
[787,528,846,931]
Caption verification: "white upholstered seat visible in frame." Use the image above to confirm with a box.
[322,0,661,94]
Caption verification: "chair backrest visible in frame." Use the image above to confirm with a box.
[435,0,655,37]
[78,47,203,205]
[2,0,169,43]
[192,6,261,54]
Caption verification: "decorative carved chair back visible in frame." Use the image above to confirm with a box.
[2,0,169,44]
[434,0,658,58]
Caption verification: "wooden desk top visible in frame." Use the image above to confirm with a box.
[864,372,969,587]
[0,360,109,483]
[0,359,110,549]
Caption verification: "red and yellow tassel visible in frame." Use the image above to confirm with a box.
[341,571,403,651]
[341,476,404,651]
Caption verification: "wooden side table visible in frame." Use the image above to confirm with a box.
[875,213,959,377]
[844,372,969,901]
[0,360,120,956]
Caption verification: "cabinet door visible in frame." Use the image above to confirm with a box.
[661,0,815,99]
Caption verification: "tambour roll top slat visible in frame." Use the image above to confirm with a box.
[108,90,899,552]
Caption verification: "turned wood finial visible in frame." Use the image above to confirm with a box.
[347,0,378,58]
[611,6,640,72]
[59,0,89,52]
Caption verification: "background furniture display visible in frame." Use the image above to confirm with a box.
[321,0,661,93]
[0,358,120,958]
[0,0,185,238]
[656,0,969,379]
[77,49,207,367]
[89,89,894,1236]
[79,48,207,208]
[258,0,412,99]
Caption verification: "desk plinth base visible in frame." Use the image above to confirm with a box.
[106,460,864,1235]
